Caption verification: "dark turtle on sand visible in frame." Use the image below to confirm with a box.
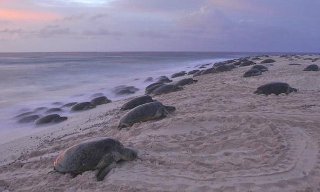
[193,70,204,77]
[171,71,186,78]
[121,95,154,110]
[34,114,67,125]
[18,115,40,123]
[91,93,104,98]
[254,82,297,96]
[145,83,165,94]
[61,102,78,108]
[54,137,137,181]
[261,59,276,64]
[243,69,262,77]
[239,60,255,67]
[45,108,62,114]
[303,64,319,71]
[90,96,111,106]
[144,77,153,82]
[201,68,216,75]
[153,84,182,95]
[156,76,172,83]
[187,70,200,75]
[251,65,268,72]
[14,111,34,118]
[175,78,198,86]
[71,102,95,112]
[118,101,175,129]
[215,65,232,72]
[113,85,139,95]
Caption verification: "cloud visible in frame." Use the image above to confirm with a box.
[60,14,85,22]
[82,28,123,37]
[38,25,73,38]
[90,13,109,21]
[0,28,23,34]
[110,0,205,12]
[136,31,170,39]
[176,6,235,36]
[0,8,60,21]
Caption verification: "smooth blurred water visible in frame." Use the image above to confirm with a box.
[0,52,251,143]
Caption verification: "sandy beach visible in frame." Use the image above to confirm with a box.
[1,54,320,192]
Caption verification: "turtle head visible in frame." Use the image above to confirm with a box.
[164,105,176,112]
[118,123,128,130]
[122,147,138,161]
[289,87,298,93]
[254,89,263,94]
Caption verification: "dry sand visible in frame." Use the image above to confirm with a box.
[1,54,320,192]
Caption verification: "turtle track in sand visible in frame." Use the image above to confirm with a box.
[100,112,320,192]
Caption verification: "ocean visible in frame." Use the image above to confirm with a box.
[0,52,251,143]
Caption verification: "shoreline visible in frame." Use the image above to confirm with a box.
[1,53,320,191]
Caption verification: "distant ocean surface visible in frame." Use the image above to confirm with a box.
[0,52,252,143]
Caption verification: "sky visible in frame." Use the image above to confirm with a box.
[0,0,319,52]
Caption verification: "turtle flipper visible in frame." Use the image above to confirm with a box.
[95,153,121,181]
[96,162,116,181]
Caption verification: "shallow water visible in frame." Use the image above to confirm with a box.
[0,52,251,144]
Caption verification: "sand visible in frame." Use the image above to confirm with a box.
[1,54,320,192]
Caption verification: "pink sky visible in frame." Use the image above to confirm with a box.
[0,0,319,52]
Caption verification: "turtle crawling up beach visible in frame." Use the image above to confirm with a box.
[254,82,297,96]
[118,101,176,129]
[303,64,319,71]
[54,137,137,181]
[121,95,154,110]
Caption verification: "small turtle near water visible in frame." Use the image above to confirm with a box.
[156,76,172,83]
[153,84,182,95]
[261,59,276,64]
[54,137,137,181]
[118,101,176,129]
[71,102,95,112]
[175,78,198,86]
[121,95,154,110]
[254,82,297,96]
[303,64,319,71]
[90,96,111,106]
[34,114,67,125]
[243,69,262,77]
[251,65,268,72]
[145,83,165,94]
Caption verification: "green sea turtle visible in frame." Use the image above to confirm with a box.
[201,68,216,75]
[215,65,232,72]
[34,114,67,125]
[113,85,139,95]
[187,70,200,75]
[18,115,40,123]
[118,101,176,129]
[193,70,204,77]
[153,84,182,95]
[90,96,111,106]
[54,137,137,181]
[303,64,319,71]
[175,78,198,86]
[171,71,186,78]
[121,95,154,110]
[156,76,172,83]
[61,102,78,108]
[45,108,62,114]
[251,65,268,72]
[254,82,297,95]
[261,59,276,64]
[145,83,165,94]
[243,68,262,77]
[71,102,95,112]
